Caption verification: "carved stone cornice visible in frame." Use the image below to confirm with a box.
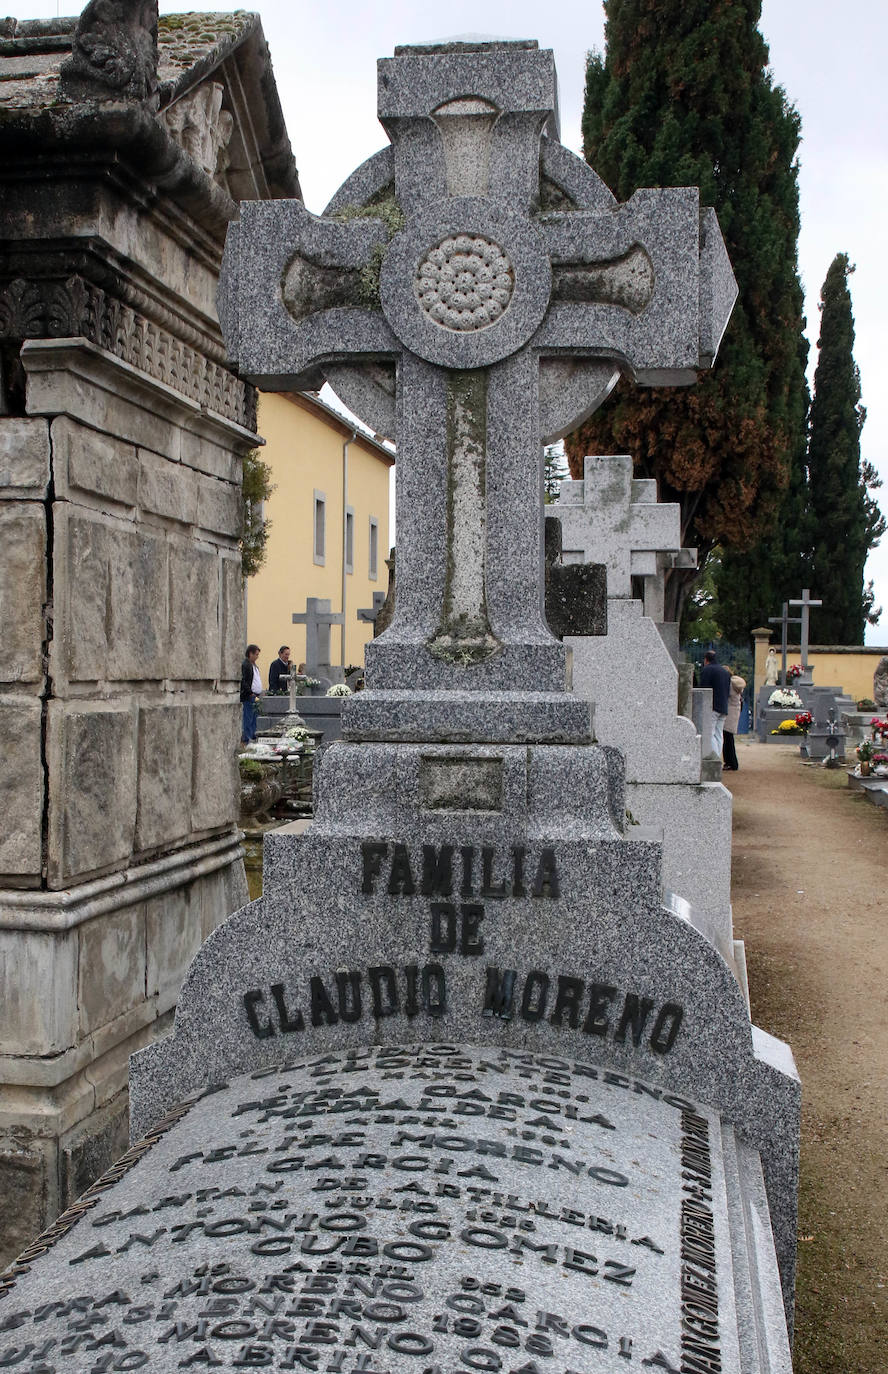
[0,273,256,432]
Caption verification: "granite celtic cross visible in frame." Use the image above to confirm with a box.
[219,39,737,743]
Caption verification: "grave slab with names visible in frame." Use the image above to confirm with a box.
[1,37,797,1374]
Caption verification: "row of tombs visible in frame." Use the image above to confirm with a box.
[0,11,800,1373]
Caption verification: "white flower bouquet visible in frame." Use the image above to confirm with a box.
[768,688,803,709]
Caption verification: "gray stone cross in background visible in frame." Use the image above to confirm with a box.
[768,601,801,686]
[356,590,386,627]
[291,596,343,675]
[220,39,737,743]
[789,587,822,672]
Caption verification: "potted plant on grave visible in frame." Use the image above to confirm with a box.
[795,710,813,736]
[326,682,353,697]
[858,697,876,711]
[872,753,888,778]
[787,663,803,681]
[857,738,875,775]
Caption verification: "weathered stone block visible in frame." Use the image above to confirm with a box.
[196,472,241,537]
[0,696,44,877]
[0,417,50,496]
[0,505,46,683]
[58,511,169,683]
[57,506,111,681]
[197,860,245,941]
[77,903,147,1036]
[138,447,198,524]
[52,416,138,508]
[25,342,185,462]
[191,700,239,832]
[46,703,137,885]
[0,927,78,1054]
[168,540,219,679]
[60,1093,130,1212]
[180,427,242,482]
[0,1141,52,1272]
[135,703,192,851]
[220,554,244,681]
[109,526,169,680]
[146,885,203,1014]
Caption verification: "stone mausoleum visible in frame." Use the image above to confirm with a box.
[0,7,297,1262]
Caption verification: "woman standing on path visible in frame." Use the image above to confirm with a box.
[723,669,746,770]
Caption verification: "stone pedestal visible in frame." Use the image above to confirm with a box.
[0,10,298,1264]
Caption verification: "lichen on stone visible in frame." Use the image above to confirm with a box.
[331,195,405,308]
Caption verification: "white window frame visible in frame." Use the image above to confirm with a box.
[369,516,379,580]
[345,505,355,575]
[313,490,326,566]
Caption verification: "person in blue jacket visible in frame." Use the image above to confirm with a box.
[699,649,731,758]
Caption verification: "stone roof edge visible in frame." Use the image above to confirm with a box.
[0,13,299,211]
[158,13,300,201]
[0,99,239,238]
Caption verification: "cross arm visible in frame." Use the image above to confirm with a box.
[218,198,400,390]
[534,191,737,383]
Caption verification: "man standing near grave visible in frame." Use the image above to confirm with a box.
[240,644,262,744]
[268,644,292,694]
[700,649,731,758]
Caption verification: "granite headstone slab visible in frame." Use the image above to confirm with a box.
[2,1047,791,1373]
[127,742,800,1316]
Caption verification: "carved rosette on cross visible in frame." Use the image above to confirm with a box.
[218,39,737,745]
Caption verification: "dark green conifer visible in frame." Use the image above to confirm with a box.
[807,254,884,642]
[567,0,809,625]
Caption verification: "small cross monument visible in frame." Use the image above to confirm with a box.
[788,587,822,677]
[291,596,344,680]
[768,602,801,687]
[220,40,736,743]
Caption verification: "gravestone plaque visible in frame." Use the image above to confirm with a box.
[1,35,797,1374]
[2,1047,791,1373]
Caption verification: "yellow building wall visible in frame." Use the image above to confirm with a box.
[752,633,888,705]
[246,391,392,678]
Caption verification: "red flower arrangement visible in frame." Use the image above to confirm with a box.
[869,717,888,740]
[795,711,813,734]
[787,664,803,680]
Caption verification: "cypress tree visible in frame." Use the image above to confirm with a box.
[807,254,885,643]
[567,0,809,625]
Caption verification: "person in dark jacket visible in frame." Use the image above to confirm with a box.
[268,645,292,694]
[699,649,731,758]
[240,644,261,744]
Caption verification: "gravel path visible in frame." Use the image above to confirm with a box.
[726,737,887,1371]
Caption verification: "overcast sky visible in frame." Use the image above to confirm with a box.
[19,0,888,642]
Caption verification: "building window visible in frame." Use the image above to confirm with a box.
[369,517,379,580]
[313,491,326,565]
[345,507,355,574]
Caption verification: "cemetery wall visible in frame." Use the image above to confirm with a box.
[246,390,393,671]
[753,637,888,702]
